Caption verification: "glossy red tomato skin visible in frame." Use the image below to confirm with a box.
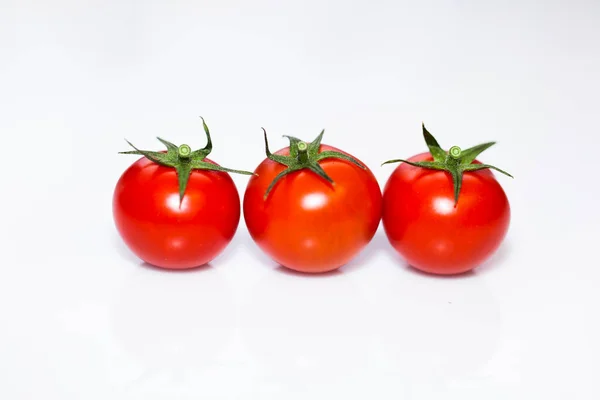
[113,157,240,270]
[382,152,510,275]
[243,144,382,273]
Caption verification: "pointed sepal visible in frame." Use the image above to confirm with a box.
[448,167,463,205]
[176,162,192,203]
[263,168,298,200]
[120,118,254,202]
[460,142,496,164]
[190,117,213,159]
[381,159,447,170]
[316,150,365,169]
[157,137,178,152]
[282,135,303,157]
[263,128,294,166]
[463,163,513,178]
[382,123,513,205]
[422,123,446,162]
[308,163,334,184]
[120,140,172,167]
[260,128,365,199]
[308,129,325,158]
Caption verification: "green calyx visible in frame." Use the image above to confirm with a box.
[120,117,254,202]
[262,128,365,199]
[382,123,513,205]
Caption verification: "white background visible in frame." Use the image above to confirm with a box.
[1,0,599,398]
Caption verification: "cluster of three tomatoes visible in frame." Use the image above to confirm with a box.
[113,119,511,275]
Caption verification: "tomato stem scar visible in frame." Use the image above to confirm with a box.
[381,123,513,205]
[119,117,254,202]
[297,142,309,163]
[449,146,462,159]
[261,128,365,199]
[178,144,192,159]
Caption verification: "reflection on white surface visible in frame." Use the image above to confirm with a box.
[110,266,234,372]
[301,193,328,210]
[373,273,502,380]
[239,271,374,384]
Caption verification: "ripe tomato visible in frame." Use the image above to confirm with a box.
[243,130,382,273]
[382,125,511,275]
[113,119,252,270]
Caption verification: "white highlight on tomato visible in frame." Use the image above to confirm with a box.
[166,193,190,212]
[301,193,328,210]
[433,197,455,215]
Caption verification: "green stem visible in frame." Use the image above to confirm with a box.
[381,123,513,205]
[297,142,309,163]
[261,128,364,199]
[449,146,462,159]
[178,144,192,159]
[120,119,253,203]
[446,145,462,169]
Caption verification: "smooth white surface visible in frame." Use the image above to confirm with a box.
[1,1,599,398]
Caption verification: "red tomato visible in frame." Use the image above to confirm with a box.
[243,144,382,273]
[382,152,510,275]
[113,157,241,270]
